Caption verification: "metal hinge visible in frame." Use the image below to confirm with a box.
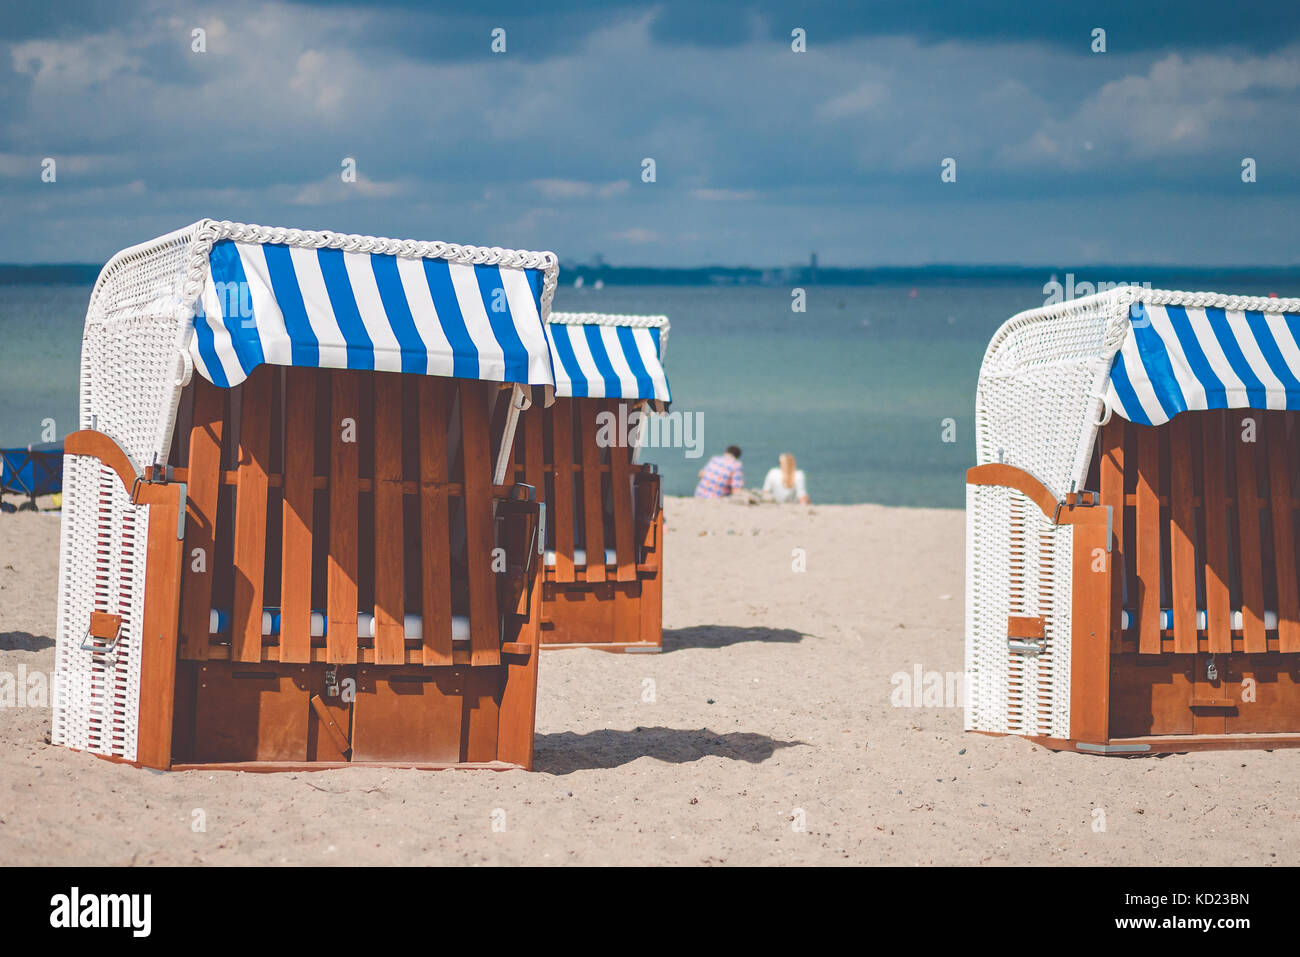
[1052,494,1112,552]
[133,459,188,540]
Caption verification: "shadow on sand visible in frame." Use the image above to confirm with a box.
[0,632,54,652]
[661,625,809,652]
[533,726,807,774]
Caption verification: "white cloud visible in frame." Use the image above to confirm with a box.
[531,179,629,200]
[690,188,757,201]
[816,81,886,120]
[607,227,658,243]
[11,37,142,92]
[1004,49,1300,165]
[289,50,349,114]
[292,173,404,206]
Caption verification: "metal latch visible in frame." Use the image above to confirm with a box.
[536,502,546,556]
[1006,615,1046,655]
[1051,493,1112,552]
[132,461,188,540]
[1007,638,1045,655]
[80,612,123,653]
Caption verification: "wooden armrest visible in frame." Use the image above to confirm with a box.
[65,430,138,496]
[967,463,1109,528]
[65,429,187,525]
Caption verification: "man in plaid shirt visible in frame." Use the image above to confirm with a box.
[694,445,744,499]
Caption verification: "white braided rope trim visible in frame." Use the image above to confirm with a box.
[179,219,560,321]
[986,286,1300,373]
[548,311,668,328]
[547,311,670,363]
[1132,287,1300,313]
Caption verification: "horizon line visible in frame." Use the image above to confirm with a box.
[5,261,1300,273]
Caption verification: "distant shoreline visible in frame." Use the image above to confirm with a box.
[5,262,1300,288]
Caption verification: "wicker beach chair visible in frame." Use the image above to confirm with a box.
[504,312,671,652]
[967,287,1300,753]
[52,220,554,770]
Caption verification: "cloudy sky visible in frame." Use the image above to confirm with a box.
[2,0,1299,266]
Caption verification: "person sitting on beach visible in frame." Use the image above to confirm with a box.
[694,445,744,499]
[762,453,810,504]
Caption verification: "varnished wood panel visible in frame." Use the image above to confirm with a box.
[279,367,316,663]
[1168,414,1197,654]
[552,399,577,584]
[609,404,637,583]
[231,368,272,663]
[1234,414,1267,653]
[327,370,360,663]
[372,372,406,665]
[1202,410,1232,654]
[1267,413,1300,652]
[579,399,607,583]
[179,379,224,660]
[418,377,454,665]
[459,382,500,666]
[1134,425,1162,654]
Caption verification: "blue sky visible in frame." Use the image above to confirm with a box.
[2,0,1299,265]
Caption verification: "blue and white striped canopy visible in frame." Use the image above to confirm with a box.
[544,313,671,402]
[190,238,555,388]
[1104,300,1300,426]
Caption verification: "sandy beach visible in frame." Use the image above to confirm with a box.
[1,495,1297,866]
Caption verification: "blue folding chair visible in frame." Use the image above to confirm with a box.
[0,441,63,511]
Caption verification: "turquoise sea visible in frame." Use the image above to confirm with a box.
[1,272,1293,507]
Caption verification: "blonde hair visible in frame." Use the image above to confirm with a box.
[779,453,797,490]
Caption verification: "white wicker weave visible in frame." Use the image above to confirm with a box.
[51,456,148,760]
[54,220,560,761]
[965,484,1071,737]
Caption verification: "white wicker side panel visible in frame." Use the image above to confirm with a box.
[81,224,198,474]
[1046,523,1073,740]
[51,455,148,762]
[966,483,1011,733]
[974,292,1129,500]
[81,313,187,475]
[965,483,1072,738]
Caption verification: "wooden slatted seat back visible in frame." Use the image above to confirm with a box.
[509,397,643,586]
[1090,410,1300,656]
[167,365,507,667]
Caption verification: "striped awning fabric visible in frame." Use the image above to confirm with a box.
[1104,300,1300,426]
[190,237,555,388]
[545,312,671,402]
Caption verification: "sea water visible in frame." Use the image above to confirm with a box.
[0,274,1290,507]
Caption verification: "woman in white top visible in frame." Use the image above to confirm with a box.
[763,453,810,504]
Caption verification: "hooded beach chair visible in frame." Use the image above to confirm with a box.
[52,220,553,770]
[502,312,670,652]
[967,287,1300,754]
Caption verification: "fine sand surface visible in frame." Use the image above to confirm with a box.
[1,495,1297,866]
